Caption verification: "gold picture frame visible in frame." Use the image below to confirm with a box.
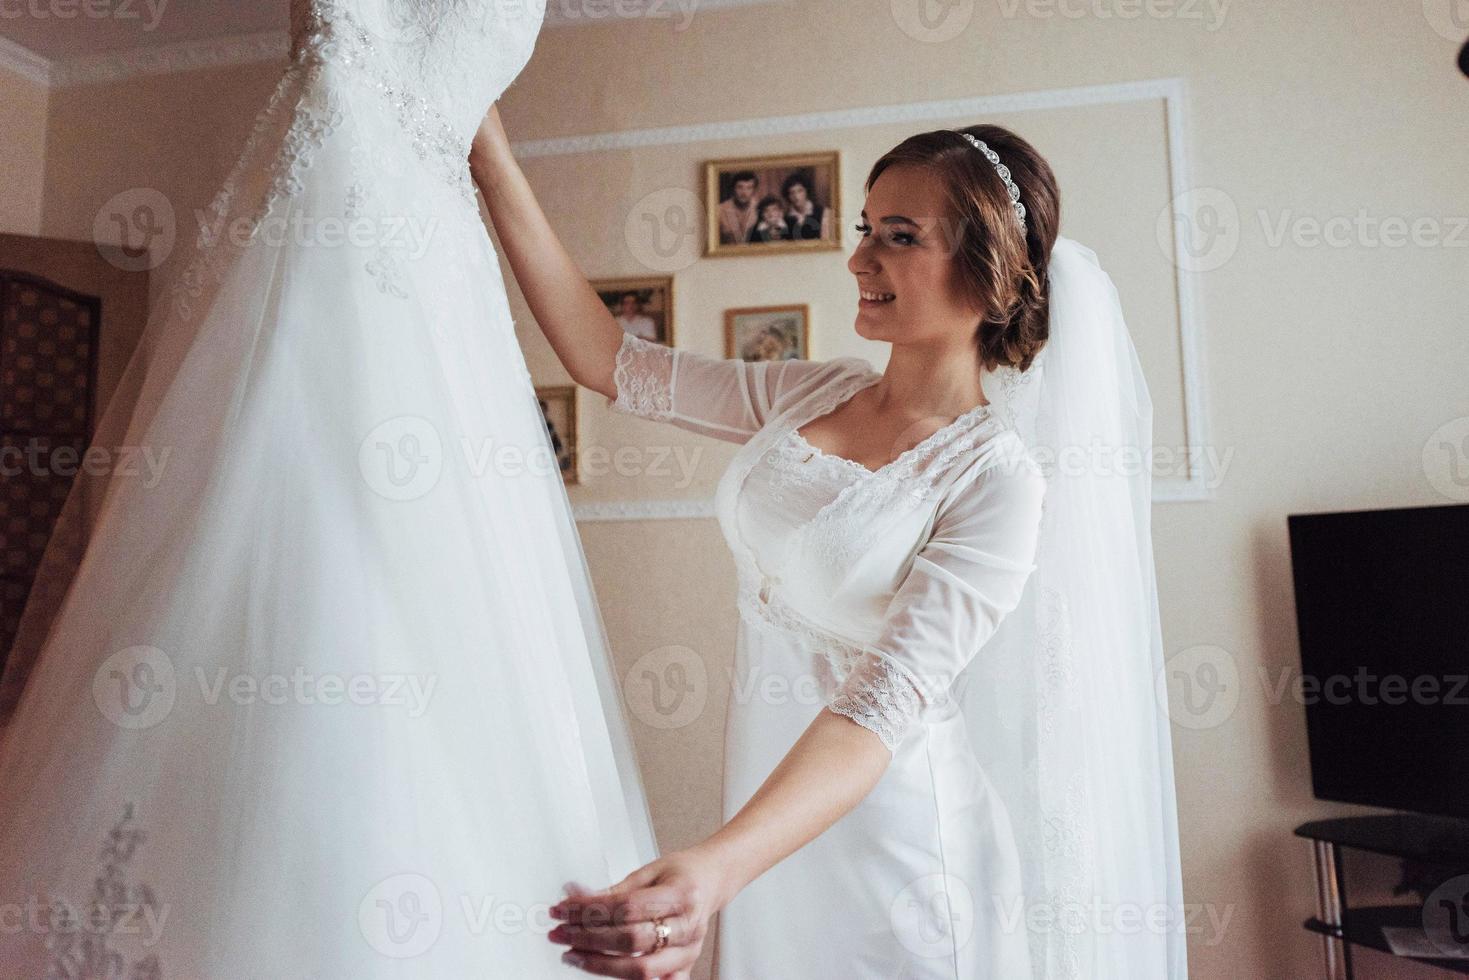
[534,385,579,486]
[724,304,812,362]
[592,276,676,347]
[705,151,842,257]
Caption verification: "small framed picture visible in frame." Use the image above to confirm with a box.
[725,304,811,362]
[535,385,579,485]
[593,276,675,347]
[706,152,841,257]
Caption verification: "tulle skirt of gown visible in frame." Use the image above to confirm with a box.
[0,60,653,977]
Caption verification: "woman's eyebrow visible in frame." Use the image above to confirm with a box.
[859,210,920,225]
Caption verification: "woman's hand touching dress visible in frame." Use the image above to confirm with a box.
[548,710,891,978]
[548,846,737,979]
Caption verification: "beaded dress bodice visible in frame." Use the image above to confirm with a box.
[169,0,545,319]
[290,0,544,156]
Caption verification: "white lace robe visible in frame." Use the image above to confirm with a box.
[610,334,1047,979]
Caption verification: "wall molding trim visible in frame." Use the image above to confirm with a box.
[51,31,289,88]
[4,0,794,88]
[1157,78,1213,503]
[573,499,718,523]
[513,77,1184,157]
[545,0,792,29]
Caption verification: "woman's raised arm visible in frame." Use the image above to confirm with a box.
[469,104,623,399]
[472,104,868,450]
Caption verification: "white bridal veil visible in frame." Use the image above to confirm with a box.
[968,236,1189,978]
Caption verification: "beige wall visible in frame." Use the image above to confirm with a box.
[38,62,283,303]
[12,2,1468,978]
[0,63,49,235]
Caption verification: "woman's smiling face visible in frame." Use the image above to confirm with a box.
[847,162,980,350]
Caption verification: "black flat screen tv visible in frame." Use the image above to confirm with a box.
[1287,502,1469,820]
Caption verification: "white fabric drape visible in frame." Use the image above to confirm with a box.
[965,236,1189,978]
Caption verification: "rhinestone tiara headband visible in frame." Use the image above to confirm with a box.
[957,132,1027,233]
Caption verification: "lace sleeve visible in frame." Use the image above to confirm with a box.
[828,652,925,751]
[606,332,866,445]
[610,332,675,421]
[826,451,1046,752]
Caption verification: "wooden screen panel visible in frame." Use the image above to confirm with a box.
[0,272,101,661]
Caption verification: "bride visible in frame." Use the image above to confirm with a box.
[471,107,1187,978]
[0,1,654,975]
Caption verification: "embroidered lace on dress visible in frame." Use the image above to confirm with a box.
[171,0,536,320]
[169,66,336,321]
[732,573,926,752]
[827,650,926,750]
[294,1,481,200]
[611,333,675,421]
[800,400,1015,569]
[762,430,862,507]
[45,804,162,980]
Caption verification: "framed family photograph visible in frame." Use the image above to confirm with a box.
[706,152,841,257]
[534,385,579,485]
[593,276,675,347]
[725,304,811,362]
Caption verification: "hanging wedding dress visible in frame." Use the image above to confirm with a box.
[0,1,655,974]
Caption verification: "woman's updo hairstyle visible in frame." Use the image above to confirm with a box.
[865,124,1059,372]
